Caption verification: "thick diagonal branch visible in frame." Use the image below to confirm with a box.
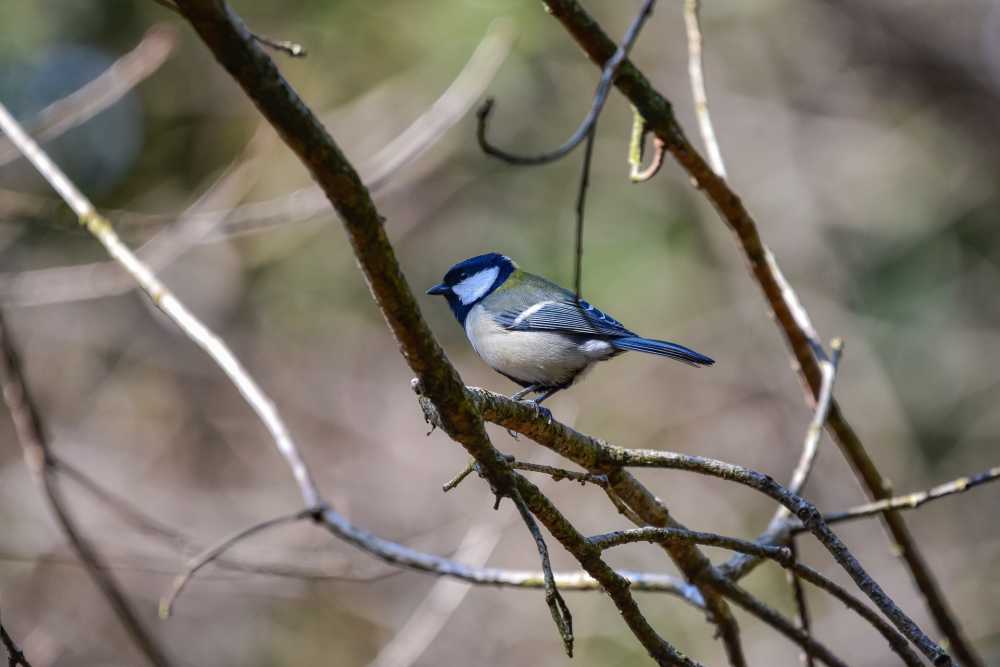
[171,2,697,663]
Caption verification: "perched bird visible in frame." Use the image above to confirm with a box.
[427,253,714,407]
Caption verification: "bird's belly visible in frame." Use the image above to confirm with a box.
[465,307,599,386]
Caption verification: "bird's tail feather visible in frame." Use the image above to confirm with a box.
[611,336,715,367]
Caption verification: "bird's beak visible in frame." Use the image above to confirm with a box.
[426,283,449,296]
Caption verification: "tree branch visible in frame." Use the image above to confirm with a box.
[533,3,980,664]
[786,541,816,667]
[791,466,1000,534]
[168,2,702,662]
[0,102,323,510]
[423,385,951,666]
[586,526,922,667]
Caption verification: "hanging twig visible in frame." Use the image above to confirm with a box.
[786,541,816,667]
[572,127,596,299]
[475,0,657,166]
[510,489,574,657]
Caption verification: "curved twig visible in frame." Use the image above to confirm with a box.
[159,508,318,618]
[475,0,656,166]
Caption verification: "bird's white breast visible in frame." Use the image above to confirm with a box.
[464,304,613,386]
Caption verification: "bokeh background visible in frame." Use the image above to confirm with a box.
[2,1,999,665]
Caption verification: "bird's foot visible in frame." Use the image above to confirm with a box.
[527,400,552,423]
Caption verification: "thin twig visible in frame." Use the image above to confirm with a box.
[683,0,726,177]
[724,339,843,579]
[603,486,647,526]
[588,526,787,557]
[159,508,318,618]
[573,127,595,299]
[509,459,608,487]
[442,459,477,492]
[0,26,177,168]
[0,102,323,509]
[0,311,173,667]
[790,466,1000,534]
[250,32,307,58]
[602,454,950,664]
[475,0,656,166]
[0,613,32,667]
[511,488,574,657]
[786,541,816,667]
[52,455,389,581]
[149,0,306,57]
[708,576,847,667]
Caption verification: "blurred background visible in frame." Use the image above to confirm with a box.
[1,1,999,665]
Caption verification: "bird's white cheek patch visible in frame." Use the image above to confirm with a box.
[452,267,500,305]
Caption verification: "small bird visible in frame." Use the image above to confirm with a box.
[427,253,714,408]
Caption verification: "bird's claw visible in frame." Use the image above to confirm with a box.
[533,403,553,423]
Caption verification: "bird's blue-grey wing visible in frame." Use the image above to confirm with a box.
[495,298,635,338]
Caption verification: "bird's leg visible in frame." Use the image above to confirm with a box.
[532,387,561,405]
[506,384,542,439]
[527,387,560,423]
[510,384,541,401]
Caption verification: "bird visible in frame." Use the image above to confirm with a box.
[426,253,714,409]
